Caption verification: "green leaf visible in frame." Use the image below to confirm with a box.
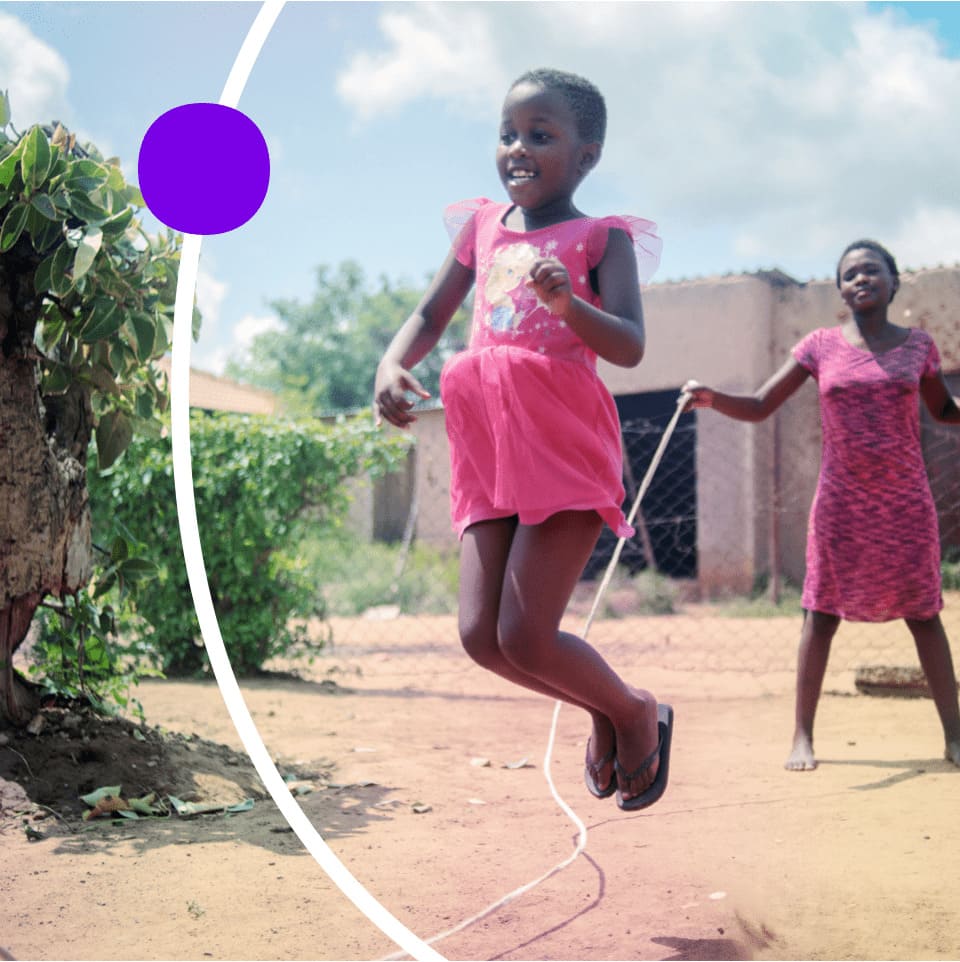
[84,362,120,396]
[65,159,108,193]
[124,185,145,208]
[34,250,55,295]
[47,242,75,297]
[99,207,133,237]
[129,311,156,362]
[0,89,10,128]
[118,558,158,583]
[0,144,21,189]
[41,362,71,396]
[79,297,121,343]
[27,210,63,254]
[0,202,28,252]
[96,409,133,469]
[29,192,57,220]
[73,226,103,281]
[135,387,155,420]
[67,189,109,223]
[37,305,67,350]
[21,125,52,190]
[80,785,123,807]
[111,535,130,562]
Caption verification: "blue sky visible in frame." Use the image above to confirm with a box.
[4,1,960,375]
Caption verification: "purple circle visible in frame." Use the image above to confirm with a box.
[138,103,270,235]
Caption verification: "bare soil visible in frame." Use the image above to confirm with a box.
[2,611,959,961]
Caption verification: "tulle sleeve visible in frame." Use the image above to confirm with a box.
[792,329,823,377]
[587,215,662,285]
[442,197,493,269]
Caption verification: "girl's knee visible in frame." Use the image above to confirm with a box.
[459,619,502,668]
[497,623,547,674]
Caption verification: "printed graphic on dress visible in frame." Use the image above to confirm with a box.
[483,242,540,332]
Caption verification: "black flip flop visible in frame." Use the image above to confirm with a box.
[614,703,674,811]
[584,738,617,799]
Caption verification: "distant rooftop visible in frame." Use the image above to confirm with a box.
[155,356,279,416]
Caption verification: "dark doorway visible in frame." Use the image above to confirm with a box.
[583,388,697,580]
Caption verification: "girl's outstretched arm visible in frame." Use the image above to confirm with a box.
[528,228,644,368]
[374,251,475,428]
[921,371,960,424]
[683,356,810,422]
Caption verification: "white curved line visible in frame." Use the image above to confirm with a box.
[169,3,445,960]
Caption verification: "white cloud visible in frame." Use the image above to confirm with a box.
[234,312,282,352]
[0,12,70,128]
[195,268,228,328]
[336,3,506,120]
[335,1,960,278]
[886,206,960,272]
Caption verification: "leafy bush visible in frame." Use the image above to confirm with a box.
[943,558,960,591]
[29,533,162,719]
[89,411,410,675]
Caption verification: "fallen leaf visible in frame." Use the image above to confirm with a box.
[80,785,124,808]
[470,757,491,767]
[411,803,432,814]
[83,794,130,821]
[128,792,163,815]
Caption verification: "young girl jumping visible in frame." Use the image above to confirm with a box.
[684,239,960,771]
[374,68,673,810]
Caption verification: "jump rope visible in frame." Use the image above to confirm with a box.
[384,389,692,960]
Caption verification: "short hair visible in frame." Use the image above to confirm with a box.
[835,239,899,288]
[509,68,607,145]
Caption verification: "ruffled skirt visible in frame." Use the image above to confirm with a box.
[440,346,633,539]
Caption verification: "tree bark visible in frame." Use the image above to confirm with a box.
[0,240,93,727]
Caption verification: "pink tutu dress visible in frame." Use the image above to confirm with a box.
[793,326,944,621]
[439,198,661,539]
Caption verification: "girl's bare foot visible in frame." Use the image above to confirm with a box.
[785,731,817,771]
[584,716,617,797]
[613,690,660,803]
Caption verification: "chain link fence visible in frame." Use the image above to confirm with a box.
[330,387,959,695]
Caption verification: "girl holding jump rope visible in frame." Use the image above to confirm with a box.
[374,68,672,810]
[685,239,960,771]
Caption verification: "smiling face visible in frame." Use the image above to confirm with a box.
[838,247,899,313]
[496,81,600,219]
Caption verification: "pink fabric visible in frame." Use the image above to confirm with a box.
[792,326,943,622]
[439,198,661,539]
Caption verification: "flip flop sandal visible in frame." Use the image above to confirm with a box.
[615,703,674,812]
[584,738,617,799]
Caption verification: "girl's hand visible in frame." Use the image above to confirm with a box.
[527,257,574,317]
[373,362,431,428]
[681,379,714,409]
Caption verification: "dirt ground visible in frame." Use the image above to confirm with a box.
[2,609,960,962]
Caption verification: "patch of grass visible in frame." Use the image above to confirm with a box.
[301,533,460,616]
[713,574,803,618]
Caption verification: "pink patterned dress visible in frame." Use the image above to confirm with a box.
[793,326,944,621]
[439,198,661,539]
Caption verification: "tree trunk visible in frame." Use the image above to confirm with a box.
[0,241,93,727]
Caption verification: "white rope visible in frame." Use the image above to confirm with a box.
[383,390,691,960]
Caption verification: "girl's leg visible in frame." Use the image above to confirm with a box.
[457,517,618,787]
[496,510,661,802]
[785,609,841,771]
[905,615,960,766]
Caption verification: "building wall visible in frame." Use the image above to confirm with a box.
[387,265,960,589]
